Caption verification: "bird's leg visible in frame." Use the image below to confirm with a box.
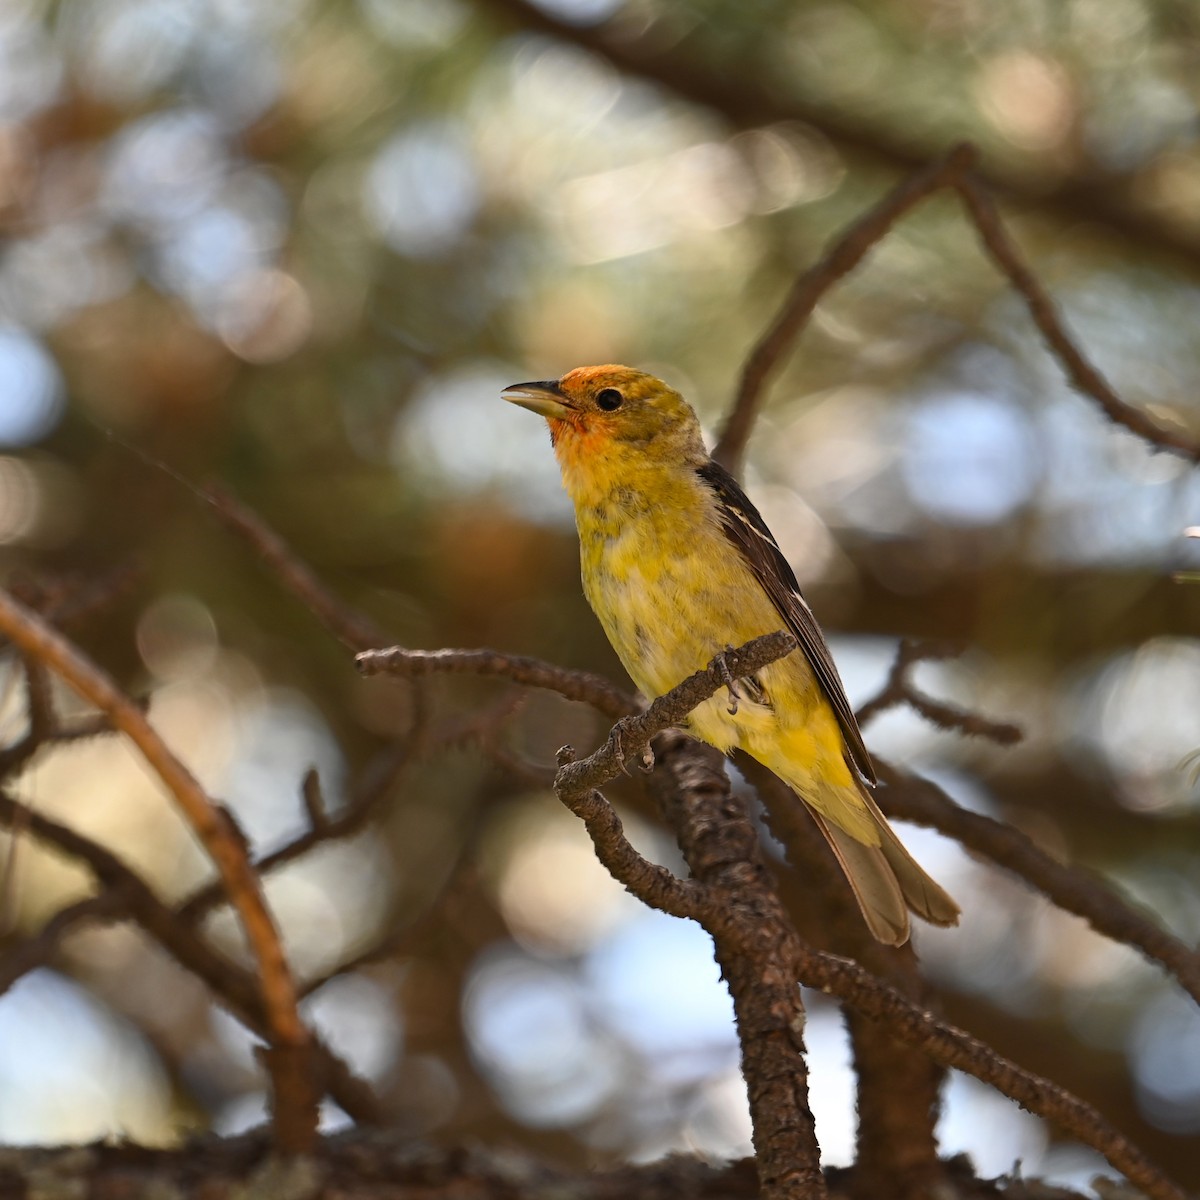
[713,645,741,715]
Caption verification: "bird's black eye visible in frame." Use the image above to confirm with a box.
[596,388,623,411]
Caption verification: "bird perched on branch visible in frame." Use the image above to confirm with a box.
[503,365,959,945]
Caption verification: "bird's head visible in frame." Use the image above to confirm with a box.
[502,365,705,477]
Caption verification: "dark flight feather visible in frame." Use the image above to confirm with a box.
[697,459,877,786]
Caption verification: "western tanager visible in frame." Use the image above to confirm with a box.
[503,364,959,945]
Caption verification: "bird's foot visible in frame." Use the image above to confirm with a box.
[607,715,654,774]
[713,645,741,715]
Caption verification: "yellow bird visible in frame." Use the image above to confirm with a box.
[503,365,959,945]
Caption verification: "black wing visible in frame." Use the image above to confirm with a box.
[697,459,876,786]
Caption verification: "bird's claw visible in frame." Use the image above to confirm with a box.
[607,716,654,775]
[714,645,741,715]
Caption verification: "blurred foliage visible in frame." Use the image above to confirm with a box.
[0,0,1199,1190]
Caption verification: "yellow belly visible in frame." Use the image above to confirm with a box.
[578,487,870,840]
[580,507,776,696]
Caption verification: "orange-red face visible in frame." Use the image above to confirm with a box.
[502,365,700,455]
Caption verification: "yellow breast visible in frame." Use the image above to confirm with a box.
[574,466,779,697]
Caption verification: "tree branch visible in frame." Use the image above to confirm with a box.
[715,145,978,472]
[0,589,317,1151]
[475,0,1200,274]
[203,483,390,653]
[646,733,827,1200]
[876,762,1200,1007]
[794,943,1188,1200]
[951,169,1200,459]
[357,645,636,721]
[0,893,128,997]
[543,637,1188,1200]
[854,639,1022,745]
[733,755,948,1198]
[546,635,823,1200]
[714,143,1200,474]
[0,789,384,1127]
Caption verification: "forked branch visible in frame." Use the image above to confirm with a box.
[0,589,317,1151]
[714,143,1200,473]
[546,639,1188,1200]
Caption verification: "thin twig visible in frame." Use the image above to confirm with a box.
[178,739,417,925]
[795,942,1187,1200]
[6,563,142,633]
[854,640,960,726]
[94,437,392,653]
[300,855,482,999]
[0,892,129,997]
[855,639,1022,745]
[0,589,317,1151]
[478,0,1200,275]
[0,660,47,935]
[952,170,1200,460]
[301,768,327,833]
[0,788,384,1126]
[876,762,1200,1007]
[715,143,1200,474]
[715,144,978,472]
[358,645,636,721]
[203,484,391,652]
[482,740,557,788]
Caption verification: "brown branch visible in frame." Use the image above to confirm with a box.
[301,767,327,832]
[0,1132,1124,1199]
[0,660,124,783]
[697,772,1185,1199]
[669,760,1182,1197]
[177,741,416,925]
[951,169,1200,460]
[716,144,1200,474]
[715,145,978,472]
[553,742,709,924]
[480,739,557,789]
[92,442,391,654]
[876,762,1200,1007]
[734,755,947,1198]
[550,642,1187,1200]
[646,733,826,1200]
[549,634,829,1200]
[357,645,636,721]
[854,639,959,726]
[476,0,1200,275]
[0,892,130,996]
[299,852,482,1000]
[203,484,390,652]
[7,563,142,632]
[552,632,795,790]
[0,658,55,779]
[795,943,1188,1200]
[855,639,1022,745]
[0,589,316,1151]
[548,634,803,925]
[0,789,384,1127]
[1,738,416,995]
[178,693,530,937]
[431,689,563,786]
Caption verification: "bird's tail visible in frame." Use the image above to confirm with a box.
[806,780,960,947]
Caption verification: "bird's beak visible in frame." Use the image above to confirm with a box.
[502,379,574,420]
